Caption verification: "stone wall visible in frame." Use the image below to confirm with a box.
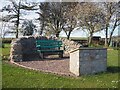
[70,48,107,76]
[10,36,48,62]
[10,36,81,62]
[59,38,82,54]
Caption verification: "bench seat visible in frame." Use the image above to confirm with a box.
[36,40,63,58]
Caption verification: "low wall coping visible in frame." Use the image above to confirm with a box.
[70,48,107,53]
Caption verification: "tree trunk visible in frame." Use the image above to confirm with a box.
[16,20,19,38]
[67,30,72,40]
[56,33,59,38]
[56,31,60,38]
[40,22,44,35]
[67,34,70,40]
[105,25,108,47]
[108,29,114,46]
[55,20,60,38]
[16,2,20,38]
[108,20,117,46]
[16,28,19,38]
[88,31,93,46]
[105,31,108,47]
[89,36,92,46]
[16,12,19,38]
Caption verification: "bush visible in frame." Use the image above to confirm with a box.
[2,43,5,48]
[2,38,14,43]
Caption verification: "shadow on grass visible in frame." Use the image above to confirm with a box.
[107,66,120,73]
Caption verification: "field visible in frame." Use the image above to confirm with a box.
[1,43,120,88]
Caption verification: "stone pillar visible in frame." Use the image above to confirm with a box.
[70,48,107,76]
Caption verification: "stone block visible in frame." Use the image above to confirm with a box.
[80,61,92,75]
[70,50,80,76]
[70,48,107,76]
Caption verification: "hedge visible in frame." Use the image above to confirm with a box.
[2,38,14,43]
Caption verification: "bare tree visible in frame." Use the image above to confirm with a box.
[76,2,104,46]
[36,2,78,38]
[47,2,63,37]
[101,2,120,47]
[36,2,49,35]
[36,2,63,37]
[62,2,78,40]
[1,0,36,38]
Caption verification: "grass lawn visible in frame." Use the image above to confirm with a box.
[1,43,120,88]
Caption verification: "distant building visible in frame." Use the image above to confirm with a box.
[71,36,101,47]
[92,36,101,45]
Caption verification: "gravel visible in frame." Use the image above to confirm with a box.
[17,55,76,77]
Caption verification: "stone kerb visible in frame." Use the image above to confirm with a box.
[70,48,107,76]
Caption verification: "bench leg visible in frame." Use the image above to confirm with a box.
[59,52,63,58]
[39,53,44,59]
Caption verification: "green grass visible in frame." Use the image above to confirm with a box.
[107,50,118,67]
[0,44,11,60]
[1,43,119,88]
[1,44,11,56]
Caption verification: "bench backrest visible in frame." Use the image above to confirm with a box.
[36,40,63,50]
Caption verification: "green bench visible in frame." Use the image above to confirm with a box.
[36,39,63,58]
